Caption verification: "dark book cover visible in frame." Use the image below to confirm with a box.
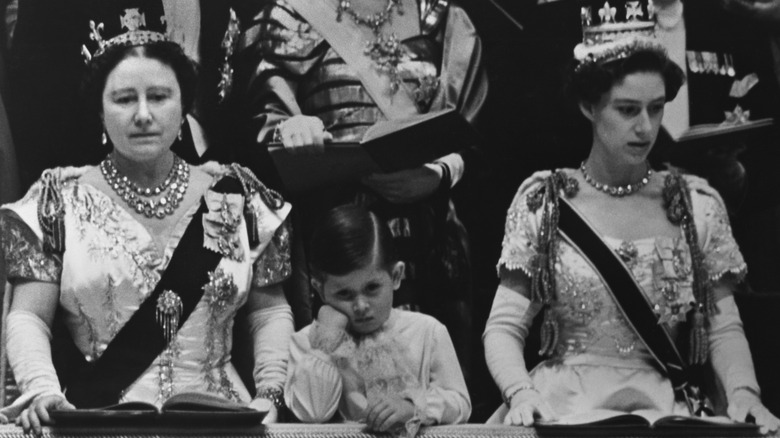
[49,392,266,427]
[535,410,759,437]
[268,109,478,194]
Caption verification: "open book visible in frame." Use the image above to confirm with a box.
[535,409,759,437]
[268,109,479,194]
[49,392,266,427]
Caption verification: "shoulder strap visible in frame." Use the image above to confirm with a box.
[284,0,421,120]
[557,198,691,392]
[64,177,244,408]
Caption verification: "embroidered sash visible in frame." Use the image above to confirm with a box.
[63,177,244,408]
[556,198,699,410]
[284,0,421,120]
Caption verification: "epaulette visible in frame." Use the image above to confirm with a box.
[420,0,450,35]
[227,164,286,247]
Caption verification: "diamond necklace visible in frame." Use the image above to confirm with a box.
[100,155,190,219]
[337,0,407,94]
[580,161,653,197]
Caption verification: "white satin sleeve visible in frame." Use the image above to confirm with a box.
[483,285,543,403]
[709,294,761,402]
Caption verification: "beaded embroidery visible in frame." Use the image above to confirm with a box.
[0,213,61,282]
[202,268,241,401]
[253,222,292,288]
[158,341,181,403]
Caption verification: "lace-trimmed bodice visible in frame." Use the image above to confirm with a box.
[498,171,746,361]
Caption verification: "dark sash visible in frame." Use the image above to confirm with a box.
[63,177,243,408]
[557,198,693,398]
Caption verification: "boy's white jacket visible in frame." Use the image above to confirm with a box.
[284,309,471,424]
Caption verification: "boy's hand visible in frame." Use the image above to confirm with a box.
[364,394,416,432]
[317,305,349,330]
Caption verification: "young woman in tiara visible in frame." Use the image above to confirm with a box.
[0,30,293,432]
[483,25,780,433]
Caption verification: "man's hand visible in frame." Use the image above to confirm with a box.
[276,116,333,151]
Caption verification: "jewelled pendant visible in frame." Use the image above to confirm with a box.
[156,290,183,345]
[364,33,406,94]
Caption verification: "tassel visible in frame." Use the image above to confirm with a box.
[538,307,558,357]
[689,306,707,365]
[245,207,260,247]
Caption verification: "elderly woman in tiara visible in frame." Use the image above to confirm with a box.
[0,26,294,433]
[483,2,780,433]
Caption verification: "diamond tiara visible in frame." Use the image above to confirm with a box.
[92,29,169,59]
[574,1,666,68]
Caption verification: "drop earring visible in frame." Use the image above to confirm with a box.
[101,130,108,145]
[177,127,183,141]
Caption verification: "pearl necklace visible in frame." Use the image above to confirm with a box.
[580,161,652,197]
[100,155,190,219]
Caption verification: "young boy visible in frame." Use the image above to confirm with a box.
[284,205,471,435]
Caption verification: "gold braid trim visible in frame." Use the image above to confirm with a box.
[227,164,286,247]
[37,170,66,254]
[662,172,714,365]
[228,164,285,211]
[526,171,579,357]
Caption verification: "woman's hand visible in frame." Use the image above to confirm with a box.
[364,394,416,432]
[249,397,278,424]
[17,394,75,436]
[504,388,555,426]
[727,389,780,434]
[362,165,442,204]
[276,116,333,150]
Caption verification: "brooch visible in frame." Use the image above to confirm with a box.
[616,240,638,267]
[203,268,238,312]
[203,191,245,261]
[156,290,183,345]
[654,281,693,325]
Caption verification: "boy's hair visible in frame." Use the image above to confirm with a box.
[309,204,398,281]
